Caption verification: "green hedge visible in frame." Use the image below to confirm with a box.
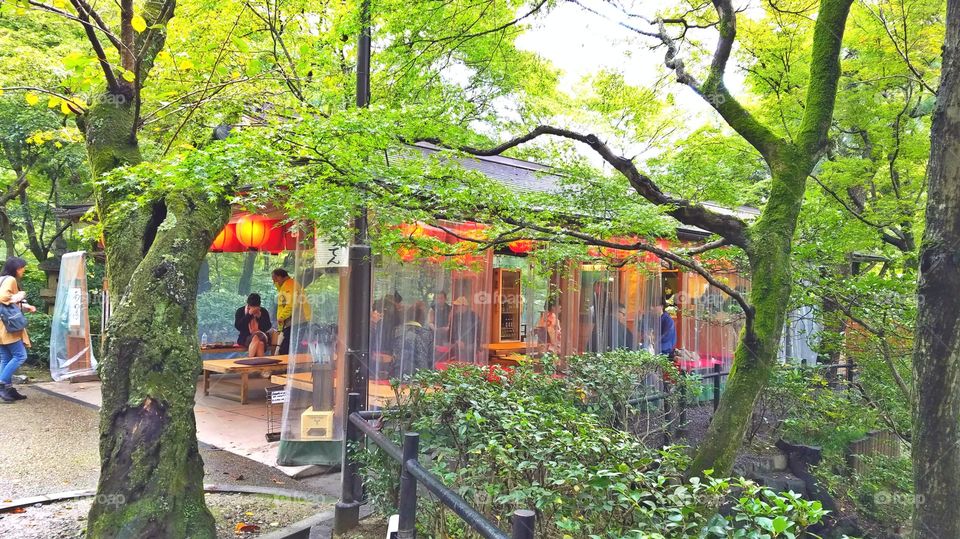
[24,312,52,366]
[357,352,826,538]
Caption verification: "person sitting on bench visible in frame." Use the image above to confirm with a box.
[235,293,272,355]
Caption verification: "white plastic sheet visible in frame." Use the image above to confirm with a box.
[50,252,97,381]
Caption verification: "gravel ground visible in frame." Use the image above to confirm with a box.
[0,384,338,537]
[0,492,325,539]
[0,386,101,499]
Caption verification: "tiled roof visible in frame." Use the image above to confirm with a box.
[410,142,563,194]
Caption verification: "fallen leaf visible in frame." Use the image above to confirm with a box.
[234,522,260,533]
[244,512,254,516]
[234,474,244,481]
[271,478,284,485]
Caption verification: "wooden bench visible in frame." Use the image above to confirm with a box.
[203,354,310,404]
[270,372,399,408]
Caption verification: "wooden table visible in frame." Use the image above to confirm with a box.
[489,354,526,369]
[203,354,310,404]
[270,372,400,408]
[200,344,247,360]
[487,342,526,356]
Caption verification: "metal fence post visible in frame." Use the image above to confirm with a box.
[678,371,687,437]
[662,378,673,445]
[713,363,722,413]
[511,509,536,539]
[335,392,362,533]
[398,432,420,539]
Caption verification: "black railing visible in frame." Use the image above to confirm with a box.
[629,359,859,418]
[334,392,536,539]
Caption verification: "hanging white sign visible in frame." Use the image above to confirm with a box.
[68,287,83,328]
[314,240,348,268]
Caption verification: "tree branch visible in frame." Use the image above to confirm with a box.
[67,0,121,92]
[650,0,786,163]
[0,87,87,113]
[830,298,912,402]
[1,170,30,206]
[794,0,855,156]
[682,238,729,255]
[421,126,751,247]
[28,0,123,51]
[810,174,911,251]
[506,217,754,320]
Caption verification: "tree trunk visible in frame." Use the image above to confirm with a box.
[19,188,48,262]
[690,164,807,476]
[912,2,960,535]
[87,193,228,538]
[84,99,154,305]
[0,210,14,259]
[237,251,256,295]
[84,96,222,538]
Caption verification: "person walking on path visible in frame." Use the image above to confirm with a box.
[0,257,36,403]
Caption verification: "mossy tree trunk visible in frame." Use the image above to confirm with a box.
[83,95,226,539]
[64,0,228,535]
[87,193,228,538]
[680,0,853,476]
[468,0,852,473]
[690,158,809,474]
[912,1,960,535]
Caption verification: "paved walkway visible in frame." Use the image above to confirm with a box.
[32,375,320,477]
[0,385,340,502]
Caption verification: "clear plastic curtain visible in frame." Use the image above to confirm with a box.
[780,305,821,365]
[195,251,287,361]
[277,232,347,465]
[676,271,750,374]
[568,262,663,355]
[369,220,493,406]
[494,255,550,356]
[50,252,97,381]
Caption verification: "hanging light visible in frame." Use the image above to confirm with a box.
[507,239,534,254]
[236,215,270,250]
[210,224,236,252]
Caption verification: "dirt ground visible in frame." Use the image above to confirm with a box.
[0,383,338,537]
[0,492,325,539]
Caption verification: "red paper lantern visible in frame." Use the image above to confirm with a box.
[210,223,242,252]
[261,222,294,254]
[507,239,534,254]
[236,214,270,250]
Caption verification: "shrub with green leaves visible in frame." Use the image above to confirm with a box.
[755,365,878,454]
[24,311,52,366]
[356,354,826,538]
[816,453,912,535]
